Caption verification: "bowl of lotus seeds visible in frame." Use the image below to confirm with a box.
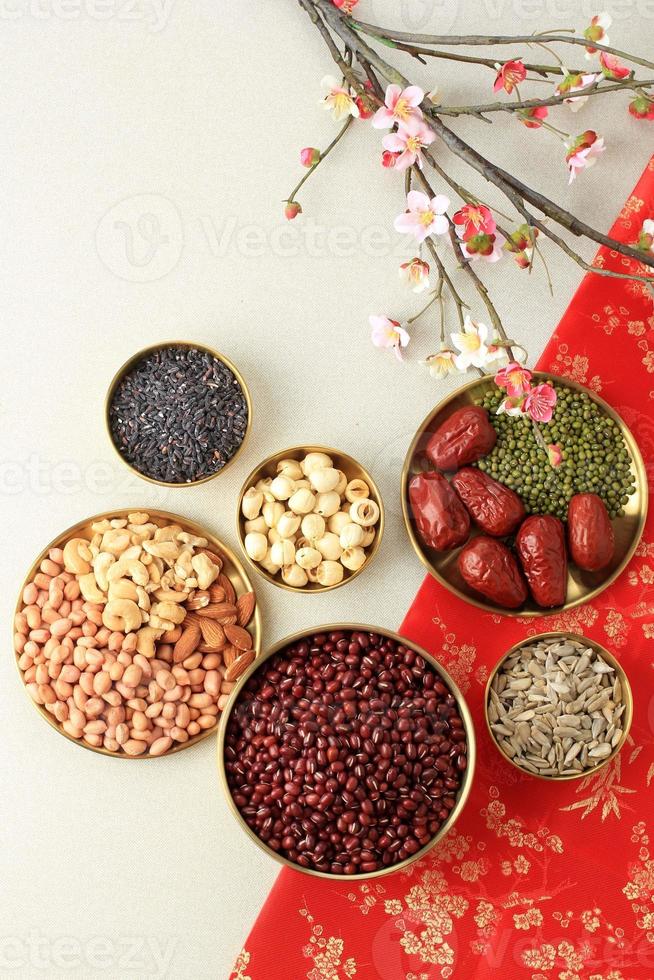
[485,632,632,781]
[237,445,384,592]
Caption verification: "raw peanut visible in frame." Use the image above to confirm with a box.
[127,697,147,711]
[224,625,253,652]
[132,711,149,732]
[156,669,175,691]
[173,624,201,664]
[35,664,49,685]
[236,591,256,627]
[122,739,146,756]
[34,572,52,590]
[189,692,213,708]
[84,697,105,718]
[172,667,190,685]
[30,628,50,644]
[53,701,68,723]
[93,673,112,696]
[103,690,122,707]
[170,726,189,743]
[121,633,137,654]
[64,580,81,601]
[83,733,103,748]
[23,583,38,605]
[115,723,129,745]
[218,694,230,711]
[175,703,191,728]
[41,559,61,577]
[202,653,222,669]
[146,702,164,718]
[84,720,106,735]
[187,721,201,736]
[62,720,83,739]
[109,662,124,681]
[162,703,176,720]
[38,684,56,705]
[225,650,255,682]
[149,736,173,756]
[198,714,217,730]
[129,729,150,743]
[163,684,184,702]
[182,652,203,670]
[79,673,95,696]
[122,664,143,688]
[15,612,29,635]
[188,668,206,686]
[204,671,220,696]
[104,737,120,752]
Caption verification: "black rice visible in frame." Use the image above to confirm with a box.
[109,345,248,484]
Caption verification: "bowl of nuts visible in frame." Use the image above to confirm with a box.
[218,624,475,879]
[485,632,632,780]
[237,446,384,592]
[14,509,260,758]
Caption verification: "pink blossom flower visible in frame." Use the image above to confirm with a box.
[425,349,458,379]
[584,12,611,57]
[399,257,431,293]
[547,443,563,467]
[332,0,358,12]
[493,59,526,94]
[629,94,654,120]
[382,116,435,171]
[394,190,450,243]
[460,232,505,263]
[495,362,533,398]
[525,383,557,422]
[372,84,424,129]
[369,315,410,361]
[451,317,504,370]
[599,52,631,80]
[284,201,302,220]
[320,75,360,121]
[381,150,399,168]
[518,105,549,128]
[300,147,320,168]
[556,71,598,112]
[565,130,606,183]
[497,395,528,417]
[452,204,496,242]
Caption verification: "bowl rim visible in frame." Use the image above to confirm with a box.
[484,630,633,781]
[236,445,385,594]
[217,622,477,879]
[401,370,648,618]
[14,507,262,759]
[104,339,253,489]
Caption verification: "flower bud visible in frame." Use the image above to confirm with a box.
[284,201,302,220]
[300,147,320,167]
[381,150,399,169]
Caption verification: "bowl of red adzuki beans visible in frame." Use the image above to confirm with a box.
[218,625,475,879]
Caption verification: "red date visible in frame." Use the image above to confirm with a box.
[425,406,497,471]
[567,493,615,571]
[451,468,525,537]
[458,537,528,609]
[409,471,471,551]
[516,515,568,608]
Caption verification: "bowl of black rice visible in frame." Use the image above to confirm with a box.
[105,341,252,487]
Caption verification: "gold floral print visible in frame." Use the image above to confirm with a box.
[560,746,639,821]
[299,907,357,980]
[231,949,252,980]
[623,822,654,946]
[428,617,477,693]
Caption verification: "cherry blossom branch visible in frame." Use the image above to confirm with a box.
[284,115,354,209]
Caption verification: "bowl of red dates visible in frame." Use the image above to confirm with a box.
[218,625,476,879]
[402,373,647,617]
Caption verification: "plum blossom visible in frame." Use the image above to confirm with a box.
[451,317,504,370]
[497,395,528,417]
[518,105,549,128]
[370,315,410,361]
[600,52,630,80]
[399,257,431,293]
[555,71,598,112]
[453,204,496,241]
[320,75,360,121]
[565,130,605,183]
[300,147,320,167]
[495,362,533,397]
[382,115,435,170]
[332,0,358,12]
[425,349,458,379]
[629,94,654,120]
[504,225,538,268]
[547,443,563,467]
[584,12,611,57]
[355,80,375,120]
[394,190,450,243]
[493,59,526,94]
[372,84,424,129]
[461,232,505,263]
[525,383,557,422]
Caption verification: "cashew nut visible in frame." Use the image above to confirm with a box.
[153,587,189,603]
[91,519,112,533]
[191,553,220,590]
[152,600,187,625]
[107,558,149,587]
[63,538,92,575]
[174,550,193,580]
[177,531,208,548]
[110,518,128,529]
[108,577,139,602]
[127,512,149,526]
[153,524,183,543]
[135,626,164,658]
[135,585,151,611]
[101,528,132,555]
[92,552,115,593]
[102,599,142,633]
[143,541,180,564]
[78,572,106,604]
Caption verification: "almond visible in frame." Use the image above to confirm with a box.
[195,602,237,620]
[219,573,236,605]
[224,624,253,652]
[199,619,226,650]
[173,624,201,664]
[222,645,238,668]
[236,591,256,627]
[186,590,211,610]
[208,583,226,603]
[225,649,255,682]
[162,625,183,643]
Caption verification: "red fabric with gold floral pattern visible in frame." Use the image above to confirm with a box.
[230,159,654,980]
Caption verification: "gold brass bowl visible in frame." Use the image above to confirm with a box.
[401,372,648,618]
[105,340,253,489]
[236,446,385,593]
[217,623,476,880]
[13,508,261,759]
[484,631,632,782]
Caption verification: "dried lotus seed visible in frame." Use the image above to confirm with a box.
[360,526,376,548]
[334,470,348,496]
[345,479,370,503]
[259,550,281,574]
[340,523,365,549]
[316,560,344,587]
[301,513,326,541]
[276,458,303,481]
[308,467,340,493]
[350,499,380,527]
[282,563,309,588]
[341,546,366,571]
[267,527,282,545]
[245,532,268,562]
[255,478,275,502]
[271,539,296,567]
[244,516,268,535]
[270,475,296,500]
[315,532,342,561]
[314,491,341,518]
[327,511,352,535]
[301,452,333,475]
[295,546,322,570]
[242,487,264,520]
[277,512,301,538]
[263,500,285,528]
[288,488,316,514]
